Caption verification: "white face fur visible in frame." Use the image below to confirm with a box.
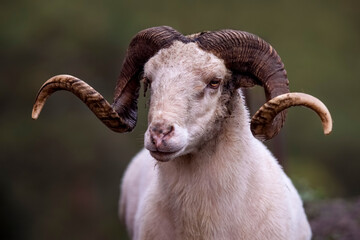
[143,41,232,162]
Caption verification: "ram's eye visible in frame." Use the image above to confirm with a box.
[208,79,221,89]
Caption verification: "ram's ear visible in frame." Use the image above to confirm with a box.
[111,26,190,131]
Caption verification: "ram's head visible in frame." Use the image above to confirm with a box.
[32,26,332,161]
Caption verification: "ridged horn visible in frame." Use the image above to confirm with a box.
[195,30,289,140]
[31,75,130,132]
[112,26,190,130]
[32,26,188,132]
[251,92,333,140]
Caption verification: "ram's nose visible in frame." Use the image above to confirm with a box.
[149,122,175,149]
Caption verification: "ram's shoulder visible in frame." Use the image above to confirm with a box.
[122,148,156,189]
[119,149,157,231]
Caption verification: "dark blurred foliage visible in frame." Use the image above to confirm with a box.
[306,197,360,239]
[1,0,359,239]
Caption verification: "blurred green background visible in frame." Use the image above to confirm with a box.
[1,0,359,239]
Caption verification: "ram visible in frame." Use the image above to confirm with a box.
[32,26,332,240]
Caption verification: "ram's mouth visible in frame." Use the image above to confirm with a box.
[149,149,182,162]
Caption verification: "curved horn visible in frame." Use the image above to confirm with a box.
[251,92,333,141]
[32,26,188,133]
[195,30,289,140]
[32,75,130,132]
[112,26,189,130]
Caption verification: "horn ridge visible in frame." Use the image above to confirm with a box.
[112,26,187,131]
[251,92,333,140]
[114,26,188,98]
[32,74,131,133]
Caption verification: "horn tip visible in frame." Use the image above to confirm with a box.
[31,104,41,120]
[31,110,39,120]
[321,109,333,136]
[323,122,333,135]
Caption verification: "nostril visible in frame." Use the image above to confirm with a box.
[164,125,174,136]
[149,123,175,148]
[166,125,175,134]
[151,134,162,149]
[150,123,174,136]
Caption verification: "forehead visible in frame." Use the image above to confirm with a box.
[144,41,227,79]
